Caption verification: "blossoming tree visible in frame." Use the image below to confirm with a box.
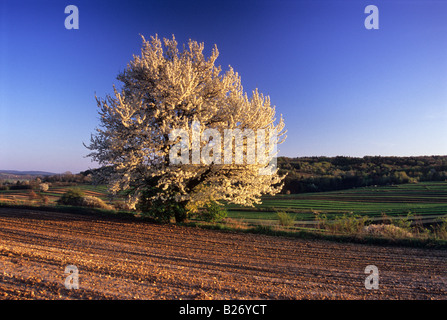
[86,34,286,222]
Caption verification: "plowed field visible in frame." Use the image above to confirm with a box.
[0,208,445,300]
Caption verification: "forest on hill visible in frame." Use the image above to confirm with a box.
[3,156,446,195]
[79,155,447,194]
[278,155,447,194]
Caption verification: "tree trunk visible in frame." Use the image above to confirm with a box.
[173,201,188,223]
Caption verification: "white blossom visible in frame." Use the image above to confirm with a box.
[86,34,287,209]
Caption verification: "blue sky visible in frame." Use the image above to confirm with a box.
[1,0,446,173]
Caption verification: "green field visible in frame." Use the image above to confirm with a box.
[226,182,447,224]
[0,184,111,205]
[2,181,447,226]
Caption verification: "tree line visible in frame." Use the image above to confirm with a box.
[2,156,446,195]
[278,155,447,194]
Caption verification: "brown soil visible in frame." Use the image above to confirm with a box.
[0,207,445,300]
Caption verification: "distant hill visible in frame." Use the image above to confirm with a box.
[0,170,58,181]
[0,170,57,176]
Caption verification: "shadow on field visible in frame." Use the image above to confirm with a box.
[0,204,156,225]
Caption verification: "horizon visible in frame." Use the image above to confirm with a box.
[1,0,446,173]
[2,153,447,175]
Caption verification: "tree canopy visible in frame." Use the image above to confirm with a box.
[86,34,286,222]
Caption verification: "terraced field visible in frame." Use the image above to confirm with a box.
[0,185,109,205]
[227,182,447,224]
[1,182,446,227]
